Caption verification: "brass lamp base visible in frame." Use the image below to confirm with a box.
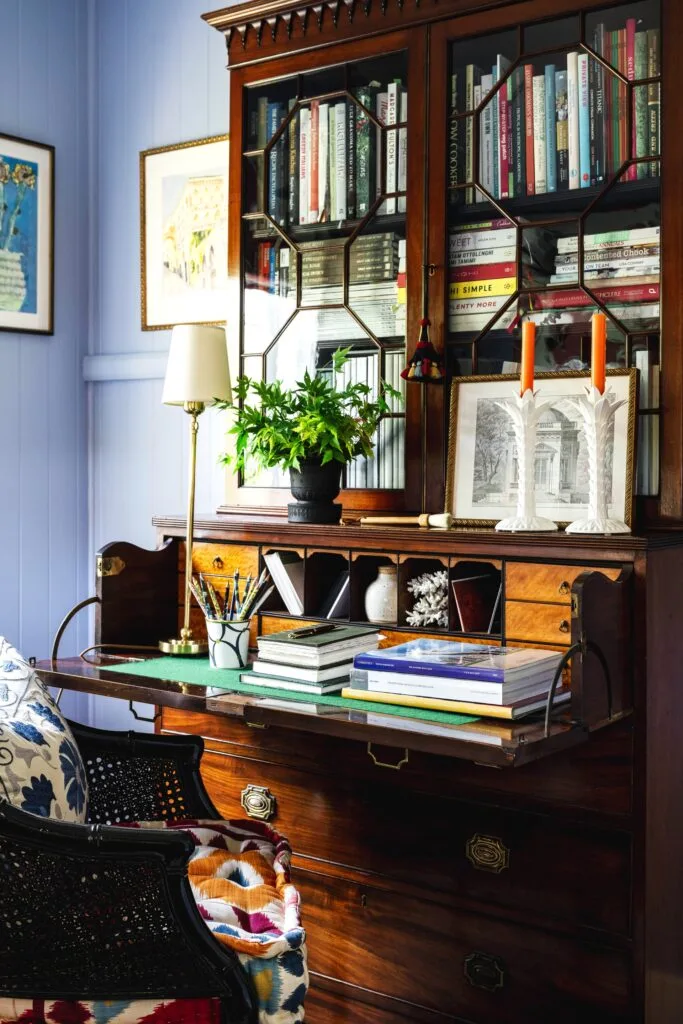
[159,637,208,656]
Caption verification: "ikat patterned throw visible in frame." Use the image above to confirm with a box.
[130,818,308,1024]
[0,637,88,822]
[0,997,222,1023]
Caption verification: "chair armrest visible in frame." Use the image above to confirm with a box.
[0,799,254,1021]
[69,720,221,823]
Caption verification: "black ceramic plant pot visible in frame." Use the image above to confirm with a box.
[288,459,343,524]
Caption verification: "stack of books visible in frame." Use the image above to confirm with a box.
[342,638,568,719]
[529,224,660,329]
[242,623,381,695]
[451,18,660,201]
[449,220,517,333]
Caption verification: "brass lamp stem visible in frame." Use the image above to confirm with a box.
[159,400,208,656]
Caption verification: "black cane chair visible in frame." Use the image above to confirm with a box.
[0,721,255,1024]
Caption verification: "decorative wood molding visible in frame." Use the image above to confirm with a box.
[202,0,521,65]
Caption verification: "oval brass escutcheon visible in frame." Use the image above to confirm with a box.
[466,833,510,873]
[240,784,277,821]
[463,951,505,991]
[212,556,224,570]
[558,580,571,595]
[559,619,570,633]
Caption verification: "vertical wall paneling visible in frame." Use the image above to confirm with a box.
[0,0,90,723]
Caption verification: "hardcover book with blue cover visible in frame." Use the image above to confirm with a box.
[354,638,562,682]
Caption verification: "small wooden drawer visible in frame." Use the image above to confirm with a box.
[505,562,622,604]
[505,600,573,644]
[299,871,632,1022]
[180,541,260,578]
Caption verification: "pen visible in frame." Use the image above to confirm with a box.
[228,571,239,620]
[288,623,338,639]
[204,577,224,619]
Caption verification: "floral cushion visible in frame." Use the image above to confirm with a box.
[0,637,88,822]
[0,997,222,1023]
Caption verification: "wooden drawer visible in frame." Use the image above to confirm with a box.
[180,541,260,578]
[299,871,632,1022]
[196,746,631,935]
[505,600,573,644]
[505,562,622,604]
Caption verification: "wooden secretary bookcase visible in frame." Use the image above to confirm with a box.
[142,0,683,1020]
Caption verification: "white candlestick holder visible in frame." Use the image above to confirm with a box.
[494,389,558,533]
[565,386,630,535]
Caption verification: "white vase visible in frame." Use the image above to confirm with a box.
[364,565,397,624]
[206,619,251,669]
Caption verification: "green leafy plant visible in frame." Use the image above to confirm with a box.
[217,348,402,473]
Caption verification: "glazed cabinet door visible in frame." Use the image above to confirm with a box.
[225,30,428,515]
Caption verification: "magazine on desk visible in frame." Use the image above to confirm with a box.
[353,638,562,683]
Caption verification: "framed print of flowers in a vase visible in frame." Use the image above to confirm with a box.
[140,134,229,331]
[0,133,54,335]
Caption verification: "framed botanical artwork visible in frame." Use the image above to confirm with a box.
[446,370,637,528]
[140,134,229,331]
[0,133,54,335]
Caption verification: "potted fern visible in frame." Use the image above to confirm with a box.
[218,349,401,523]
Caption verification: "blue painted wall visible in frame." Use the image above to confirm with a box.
[0,0,90,721]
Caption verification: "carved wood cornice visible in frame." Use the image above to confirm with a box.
[202,0,521,67]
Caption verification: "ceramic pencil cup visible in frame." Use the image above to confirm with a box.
[206,619,251,669]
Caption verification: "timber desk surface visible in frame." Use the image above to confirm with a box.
[35,655,617,768]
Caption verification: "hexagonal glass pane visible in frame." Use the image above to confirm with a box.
[348,223,405,343]
[243,225,296,355]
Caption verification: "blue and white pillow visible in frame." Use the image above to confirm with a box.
[0,636,88,822]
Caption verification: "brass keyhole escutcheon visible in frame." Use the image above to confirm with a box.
[558,580,571,595]
[466,834,510,873]
[559,619,570,633]
[240,784,277,821]
[213,556,224,570]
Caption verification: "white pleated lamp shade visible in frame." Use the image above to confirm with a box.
[162,324,231,406]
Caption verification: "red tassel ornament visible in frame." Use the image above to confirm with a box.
[401,318,445,383]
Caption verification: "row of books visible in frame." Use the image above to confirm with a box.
[451,20,660,202]
[250,81,407,228]
[448,220,661,333]
[342,638,568,720]
[250,231,400,293]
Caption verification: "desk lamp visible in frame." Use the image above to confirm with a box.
[159,324,231,655]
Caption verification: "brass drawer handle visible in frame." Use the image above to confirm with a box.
[466,834,510,873]
[464,952,505,991]
[240,784,277,821]
[212,556,224,570]
[559,619,570,633]
[558,580,571,595]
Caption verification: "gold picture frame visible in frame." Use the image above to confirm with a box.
[0,132,54,335]
[140,133,229,331]
[445,369,638,528]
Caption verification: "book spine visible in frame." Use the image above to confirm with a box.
[588,51,597,184]
[353,653,505,682]
[594,25,605,184]
[532,75,546,194]
[480,77,493,196]
[555,70,569,190]
[397,89,408,214]
[309,100,320,223]
[466,64,475,202]
[299,107,310,225]
[491,64,499,199]
[386,81,399,214]
[451,245,517,265]
[335,101,347,221]
[346,101,356,219]
[533,283,659,308]
[557,226,660,250]
[603,29,612,176]
[567,52,580,189]
[578,53,590,187]
[634,31,648,179]
[365,673,510,702]
[544,64,556,193]
[473,82,483,201]
[553,256,659,274]
[376,91,388,213]
[524,64,535,196]
[449,278,517,299]
[328,105,337,221]
[647,29,660,176]
[611,31,620,174]
[498,78,509,198]
[355,88,376,216]
[450,227,517,251]
[267,102,280,224]
[256,96,268,210]
[617,28,627,169]
[513,68,525,198]
[450,261,517,282]
[448,70,459,193]
[626,17,637,180]
[287,99,298,226]
[555,243,658,263]
[318,102,329,222]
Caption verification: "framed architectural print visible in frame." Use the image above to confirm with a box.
[446,370,637,528]
[140,134,229,330]
[0,133,54,335]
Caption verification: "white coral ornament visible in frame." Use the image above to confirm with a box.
[405,570,449,628]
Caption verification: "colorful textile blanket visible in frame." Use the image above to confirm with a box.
[131,818,308,1024]
[0,998,221,1023]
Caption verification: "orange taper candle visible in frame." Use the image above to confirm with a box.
[520,321,535,395]
[591,312,606,394]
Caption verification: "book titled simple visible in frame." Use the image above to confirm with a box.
[353,638,562,682]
